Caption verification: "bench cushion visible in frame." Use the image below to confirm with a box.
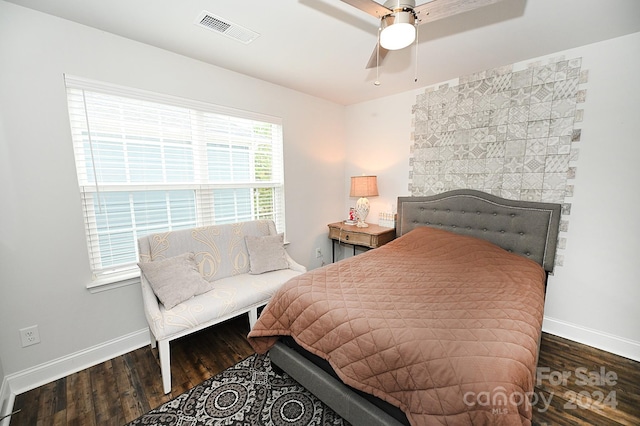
[147,267,303,340]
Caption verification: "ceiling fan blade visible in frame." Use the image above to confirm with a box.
[365,42,389,69]
[341,0,392,19]
[413,0,506,24]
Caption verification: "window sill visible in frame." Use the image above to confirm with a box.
[86,270,141,293]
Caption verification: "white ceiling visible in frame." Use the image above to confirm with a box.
[5,0,640,105]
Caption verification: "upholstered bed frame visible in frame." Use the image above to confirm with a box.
[268,189,562,425]
[397,189,561,273]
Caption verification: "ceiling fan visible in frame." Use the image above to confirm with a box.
[341,0,505,68]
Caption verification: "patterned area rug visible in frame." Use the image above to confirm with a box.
[127,353,349,425]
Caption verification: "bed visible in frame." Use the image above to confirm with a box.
[247,189,561,426]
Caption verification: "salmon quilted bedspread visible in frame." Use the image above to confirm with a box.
[248,226,546,425]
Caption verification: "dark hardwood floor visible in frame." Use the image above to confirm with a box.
[9,316,255,426]
[533,333,640,425]
[9,315,640,425]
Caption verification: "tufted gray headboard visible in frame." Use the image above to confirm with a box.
[397,189,562,272]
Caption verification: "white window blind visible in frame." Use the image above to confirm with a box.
[65,75,285,285]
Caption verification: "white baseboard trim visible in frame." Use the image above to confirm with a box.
[6,328,150,397]
[542,316,640,362]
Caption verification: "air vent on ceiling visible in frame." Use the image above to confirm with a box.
[195,11,260,44]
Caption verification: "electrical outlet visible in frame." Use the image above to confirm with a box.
[315,248,322,258]
[19,325,40,347]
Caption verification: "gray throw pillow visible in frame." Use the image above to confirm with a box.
[245,233,289,275]
[138,252,209,310]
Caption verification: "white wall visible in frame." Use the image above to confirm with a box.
[0,0,345,386]
[345,32,640,361]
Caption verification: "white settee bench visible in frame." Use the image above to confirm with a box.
[137,219,305,394]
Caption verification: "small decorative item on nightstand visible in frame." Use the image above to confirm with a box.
[378,212,396,228]
[344,207,357,225]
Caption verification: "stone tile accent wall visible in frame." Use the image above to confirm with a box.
[409,56,588,266]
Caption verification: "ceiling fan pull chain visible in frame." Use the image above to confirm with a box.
[375,27,381,86]
[414,24,419,83]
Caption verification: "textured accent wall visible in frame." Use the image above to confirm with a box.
[409,56,588,266]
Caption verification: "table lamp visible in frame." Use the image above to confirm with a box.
[350,175,379,228]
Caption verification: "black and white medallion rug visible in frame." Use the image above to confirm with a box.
[127,353,349,426]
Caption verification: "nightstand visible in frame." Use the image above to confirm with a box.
[327,222,396,262]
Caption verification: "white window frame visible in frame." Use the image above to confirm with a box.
[64,75,286,290]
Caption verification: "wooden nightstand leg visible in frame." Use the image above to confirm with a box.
[332,240,335,263]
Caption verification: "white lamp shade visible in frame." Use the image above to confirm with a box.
[350,176,379,198]
[379,11,416,50]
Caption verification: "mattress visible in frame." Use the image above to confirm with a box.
[248,226,546,425]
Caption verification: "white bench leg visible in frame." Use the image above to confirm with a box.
[158,339,171,394]
[248,307,258,328]
[149,328,157,349]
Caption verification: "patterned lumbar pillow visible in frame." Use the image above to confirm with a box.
[245,233,289,274]
[138,252,209,309]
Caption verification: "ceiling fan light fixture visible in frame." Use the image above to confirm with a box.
[379,11,416,50]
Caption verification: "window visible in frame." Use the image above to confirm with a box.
[65,76,285,287]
